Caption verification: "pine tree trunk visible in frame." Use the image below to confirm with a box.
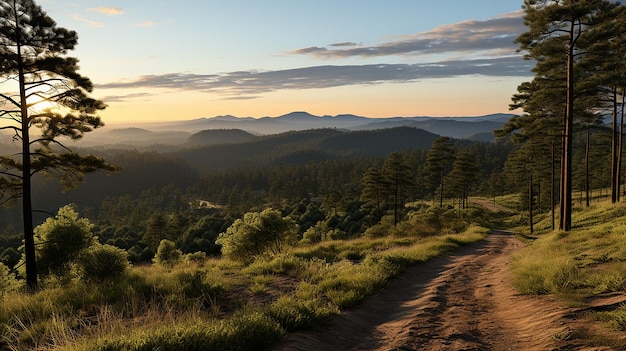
[394,182,398,226]
[618,91,625,202]
[586,125,590,207]
[560,21,576,231]
[439,166,444,207]
[550,141,555,230]
[612,88,619,203]
[15,6,37,289]
[529,174,534,234]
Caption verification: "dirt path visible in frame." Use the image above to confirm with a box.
[469,198,515,213]
[273,231,625,351]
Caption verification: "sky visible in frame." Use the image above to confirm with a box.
[37,0,532,123]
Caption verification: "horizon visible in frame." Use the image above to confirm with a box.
[36,1,529,124]
[100,110,516,127]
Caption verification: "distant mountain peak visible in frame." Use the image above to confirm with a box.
[278,111,319,120]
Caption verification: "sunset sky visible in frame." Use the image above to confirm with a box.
[39,0,532,123]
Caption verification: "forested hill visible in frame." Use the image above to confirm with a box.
[172,127,440,170]
[186,129,257,147]
[82,112,513,149]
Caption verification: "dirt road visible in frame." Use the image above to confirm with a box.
[273,231,624,351]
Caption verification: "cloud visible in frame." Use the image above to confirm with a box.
[97,56,533,98]
[96,11,532,100]
[329,42,361,48]
[88,7,124,16]
[69,14,104,28]
[133,21,157,27]
[290,11,525,59]
[100,93,156,103]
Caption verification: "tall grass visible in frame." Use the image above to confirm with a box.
[510,200,626,331]
[1,218,490,350]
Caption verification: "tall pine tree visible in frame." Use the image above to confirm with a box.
[501,0,619,230]
[0,0,116,288]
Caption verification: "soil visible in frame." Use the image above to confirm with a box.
[272,231,626,351]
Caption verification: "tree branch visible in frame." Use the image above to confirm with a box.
[0,93,21,108]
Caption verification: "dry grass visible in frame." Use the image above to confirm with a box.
[1,219,490,350]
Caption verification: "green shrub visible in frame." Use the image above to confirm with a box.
[35,205,96,277]
[154,240,182,268]
[301,221,334,243]
[216,209,298,264]
[76,244,129,281]
[244,253,306,278]
[185,251,208,264]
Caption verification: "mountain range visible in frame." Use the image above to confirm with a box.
[83,112,514,148]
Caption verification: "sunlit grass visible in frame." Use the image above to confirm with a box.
[595,305,626,331]
[0,210,492,351]
[510,199,626,333]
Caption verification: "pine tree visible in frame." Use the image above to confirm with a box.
[360,166,388,222]
[0,0,117,288]
[382,152,414,226]
[501,0,619,230]
[425,137,455,207]
[446,151,479,209]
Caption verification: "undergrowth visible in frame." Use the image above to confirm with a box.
[1,219,489,351]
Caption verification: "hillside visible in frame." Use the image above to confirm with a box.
[186,129,258,147]
[173,127,440,170]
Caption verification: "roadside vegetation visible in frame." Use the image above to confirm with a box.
[0,205,490,351]
[509,199,626,337]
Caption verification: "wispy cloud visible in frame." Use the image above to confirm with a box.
[133,21,157,27]
[97,56,533,98]
[88,7,124,16]
[100,93,156,103]
[97,11,531,100]
[69,14,104,28]
[290,11,524,59]
[329,42,362,48]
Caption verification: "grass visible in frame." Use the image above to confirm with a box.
[0,210,491,351]
[595,305,626,331]
[510,200,626,334]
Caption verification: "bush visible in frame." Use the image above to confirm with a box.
[0,262,20,296]
[185,251,208,264]
[154,239,182,268]
[216,209,298,264]
[76,244,129,281]
[35,205,96,277]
